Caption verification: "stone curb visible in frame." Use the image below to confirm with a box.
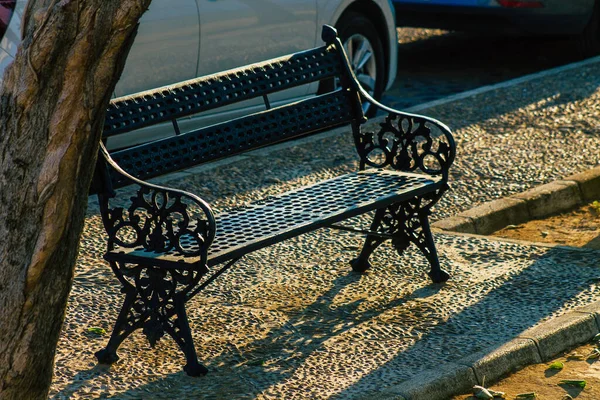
[517,313,598,362]
[457,339,541,386]
[367,302,600,400]
[378,363,478,400]
[574,300,600,330]
[432,166,600,235]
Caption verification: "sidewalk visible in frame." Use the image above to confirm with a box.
[51,58,600,399]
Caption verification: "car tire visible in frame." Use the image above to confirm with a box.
[320,12,386,118]
[578,1,600,57]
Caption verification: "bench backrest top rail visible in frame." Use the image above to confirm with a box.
[103,44,346,138]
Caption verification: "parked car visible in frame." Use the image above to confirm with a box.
[1,0,398,147]
[392,0,599,55]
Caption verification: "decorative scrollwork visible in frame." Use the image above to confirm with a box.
[112,261,204,345]
[350,191,450,283]
[95,137,214,374]
[115,260,206,300]
[103,186,212,257]
[379,199,430,255]
[96,259,208,374]
[381,196,449,282]
[354,112,456,179]
[96,143,216,264]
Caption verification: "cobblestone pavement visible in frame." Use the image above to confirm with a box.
[50,34,600,399]
[53,225,599,399]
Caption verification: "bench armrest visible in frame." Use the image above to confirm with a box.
[354,89,456,181]
[96,143,216,265]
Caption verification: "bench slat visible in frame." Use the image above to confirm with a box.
[106,90,357,189]
[104,169,442,268]
[103,45,344,138]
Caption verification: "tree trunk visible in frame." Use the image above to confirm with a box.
[0,1,152,398]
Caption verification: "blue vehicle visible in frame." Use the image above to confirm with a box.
[392,0,600,55]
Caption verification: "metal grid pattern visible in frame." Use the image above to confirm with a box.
[108,90,356,188]
[106,170,440,267]
[103,45,344,138]
[208,170,440,264]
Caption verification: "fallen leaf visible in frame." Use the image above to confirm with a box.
[566,352,585,360]
[472,385,493,399]
[548,361,564,370]
[587,348,600,360]
[515,393,537,399]
[86,327,106,335]
[488,388,506,398]
[559,379,587,389]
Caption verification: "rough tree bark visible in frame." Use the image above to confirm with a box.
[0,1,152,398]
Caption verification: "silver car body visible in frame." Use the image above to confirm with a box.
[1,0,397,147]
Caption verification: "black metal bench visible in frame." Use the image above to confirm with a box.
[90,25,456,376]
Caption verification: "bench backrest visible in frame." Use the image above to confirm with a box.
[93,26,365,193]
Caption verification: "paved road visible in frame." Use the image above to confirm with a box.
[384,28,584,109]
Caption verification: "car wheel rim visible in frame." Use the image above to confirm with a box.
[340,33,377,114]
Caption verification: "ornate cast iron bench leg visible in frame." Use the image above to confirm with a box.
[164,292,208,376]
[350,208,386,273]
[415,211,449,284]
[95,272,149,365]
[96,260,209,375]
[352,199,450,284]
[388,198,449,283]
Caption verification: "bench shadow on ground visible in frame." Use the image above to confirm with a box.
[51,365,113,398]
[102,270,443,399]
[53,234,600,399]
[53,264,442,399]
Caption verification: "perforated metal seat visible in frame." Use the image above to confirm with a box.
[104,169,442,268]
